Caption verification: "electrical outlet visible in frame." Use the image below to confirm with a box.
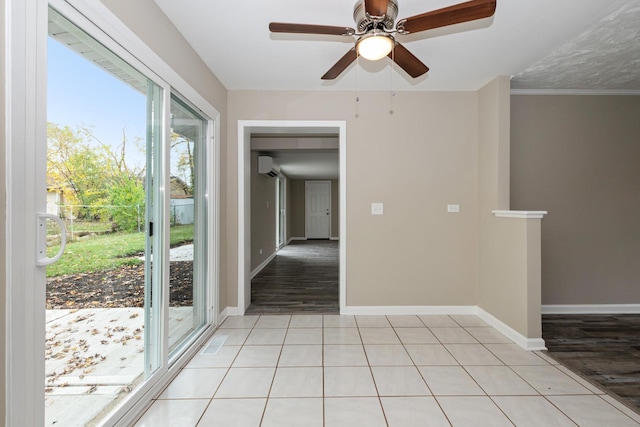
[447,204,460,213]
[371,203,384,215]
[259,249,263,255]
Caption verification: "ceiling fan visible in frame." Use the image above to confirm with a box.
[269,0,497,80]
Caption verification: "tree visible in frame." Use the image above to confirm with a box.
[171,132,195,195]
[109,175,145,232]
[47,122,146,229]
[47,123,113,219]
[84,126,147,231]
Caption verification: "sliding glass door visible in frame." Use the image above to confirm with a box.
[43,6,215,426]
[46,9,164,426]
[168,95,208,357]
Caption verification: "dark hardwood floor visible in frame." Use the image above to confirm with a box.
[543,314,640,413]
[246,240,339,314]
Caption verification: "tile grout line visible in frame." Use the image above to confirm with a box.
[151,313,640,426]
[194,314,260,426]
[350,316,385,418]
[322,316,326,427]
[258,314,287,427]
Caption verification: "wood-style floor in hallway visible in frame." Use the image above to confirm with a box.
[246,240,339,315]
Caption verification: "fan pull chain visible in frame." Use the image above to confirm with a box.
[389,46,395,115]
[355,54,360,118]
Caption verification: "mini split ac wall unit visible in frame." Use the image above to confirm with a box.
[258,156,278,177]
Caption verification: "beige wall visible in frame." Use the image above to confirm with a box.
[227,91,479,307]
[250,151,277,271]
[289,180,306,238]
[477,77,542,339]
[511,95,640,305]
[331,179,339,238]
[1,0,7,420]
[286,177,293,242]
[99,0,230,310]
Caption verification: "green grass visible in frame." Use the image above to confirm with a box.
[47,219,112,236]
[46,224,194,277]
[169,224,194,246]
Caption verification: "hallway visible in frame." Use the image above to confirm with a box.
[247,241,339,314]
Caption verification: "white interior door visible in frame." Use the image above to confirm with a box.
[305,181,331,239]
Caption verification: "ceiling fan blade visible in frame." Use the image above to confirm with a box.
[397,0,496,34]
[269,22,355,36]
[321,48,358,80]
[364,0,389,17]
[389,43,429,78]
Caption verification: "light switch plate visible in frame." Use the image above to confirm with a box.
[371,203,384,215]
[447,204,460,213]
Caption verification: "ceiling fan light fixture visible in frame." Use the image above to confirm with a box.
[357,32,394,61]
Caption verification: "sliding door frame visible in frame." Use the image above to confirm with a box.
[4,0,221,425]
[4,0,48,425]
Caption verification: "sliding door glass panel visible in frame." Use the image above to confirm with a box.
[46,8,162,426]
[168,94,208,356]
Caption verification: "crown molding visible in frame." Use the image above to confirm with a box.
[511,89,640,96]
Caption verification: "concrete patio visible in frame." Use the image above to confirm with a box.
[45,306,194,426]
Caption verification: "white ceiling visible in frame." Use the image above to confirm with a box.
[154,0,639,92]
[153,0,640,179]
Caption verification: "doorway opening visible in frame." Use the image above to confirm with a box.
[238,121,346,315]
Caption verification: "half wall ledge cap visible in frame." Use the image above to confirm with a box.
[492,210,548,219]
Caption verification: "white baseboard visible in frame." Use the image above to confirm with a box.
[342,305,545,351]
[250,252,276,279]
[218,307,230,325]
[342,305,477,316]
[222,304,546,351]
[225,306,244,316]
[542,304,640,314]
[476,308,547,351]
[330,237,339,241]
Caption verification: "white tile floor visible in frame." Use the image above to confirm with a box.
[134,314,640,426]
